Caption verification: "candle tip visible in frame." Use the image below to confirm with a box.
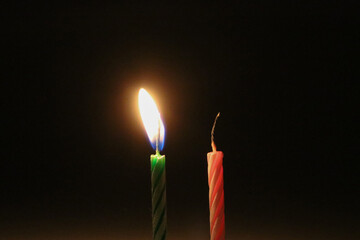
[211,112,221,152]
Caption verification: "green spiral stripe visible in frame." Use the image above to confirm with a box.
[151,154,167,240]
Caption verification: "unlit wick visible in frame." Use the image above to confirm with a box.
[211,112,221,152]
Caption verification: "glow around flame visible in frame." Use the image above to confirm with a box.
[138,88,165,151]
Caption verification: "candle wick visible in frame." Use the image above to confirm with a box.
[156,135,159,153]
[211,112,220,152]
[156,117,160,154]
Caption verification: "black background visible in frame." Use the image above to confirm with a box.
[2,2,358,239]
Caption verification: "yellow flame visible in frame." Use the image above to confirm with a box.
[138,88,165,151]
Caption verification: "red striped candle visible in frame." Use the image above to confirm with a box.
[207,113,225,240]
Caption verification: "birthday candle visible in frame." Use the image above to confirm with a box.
[139,88,167,240]
[207,113,225,240]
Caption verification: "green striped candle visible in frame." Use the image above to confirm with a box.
[139,88,167,240]
[151,151,167,240]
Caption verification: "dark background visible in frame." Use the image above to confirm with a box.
[2,2,358,239]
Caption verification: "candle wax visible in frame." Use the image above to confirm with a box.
[207,151,225,240]
[151,152,167,240]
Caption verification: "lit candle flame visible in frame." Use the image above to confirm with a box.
[138,88,165,152]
